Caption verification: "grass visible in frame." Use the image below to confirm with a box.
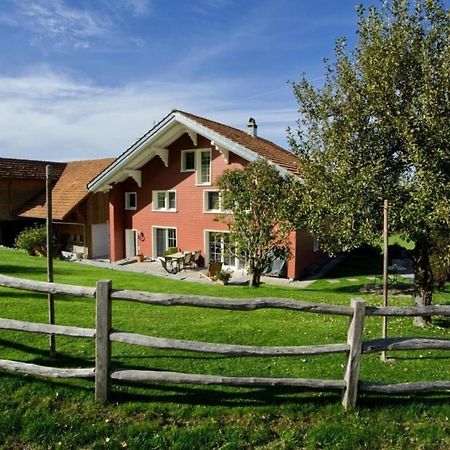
[0,246,449,449]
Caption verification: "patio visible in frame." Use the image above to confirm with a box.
[77,256,329,288]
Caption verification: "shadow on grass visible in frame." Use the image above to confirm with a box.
[0,265,47,276]
[0,337,94,367]
[0,290,47,300]
[359,393,450,409]
[112,380,343,408]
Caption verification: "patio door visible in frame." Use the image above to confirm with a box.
[206,231,239,268]
[125,229,137,258]
[153,227,177,256]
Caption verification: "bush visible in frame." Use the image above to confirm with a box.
[14,225,47,256]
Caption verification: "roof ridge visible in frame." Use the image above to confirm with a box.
[64,157,116,164]
[175,110,291,153]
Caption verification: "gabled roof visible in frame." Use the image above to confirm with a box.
[176,111,299,173]
[19,158,115,220]
[0,157,66,180]
[88,110,299,192]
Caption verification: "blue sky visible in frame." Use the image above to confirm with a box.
[0,0,447,161]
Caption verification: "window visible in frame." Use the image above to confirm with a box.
[152,191,176,211]
[181,150,195,172]
[180,148,212,185]
[168,228,177,248]
[204,190,224,212]
[125,192,137,210]
[154,227,177,256]
[207,231,238,267]
[197,150,211,184]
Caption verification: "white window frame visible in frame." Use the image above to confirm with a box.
[181,149,196,172]
[203,190,225,213]
[152,226,177,257]
[152,190,177,212]
[125,192,137,210]
[196,149,212,186]
[204,229,240,269]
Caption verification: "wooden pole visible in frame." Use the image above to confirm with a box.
[95,280,112,403]
[46,165,55,357]
[381,200,388,362]
[342,298,366,410]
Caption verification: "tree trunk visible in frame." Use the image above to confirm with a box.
[250,270,262,287]
[412,239,433,327]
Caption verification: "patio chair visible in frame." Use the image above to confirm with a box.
[185,250,201,270]
[200,261,223,281]
[182,252,192,270]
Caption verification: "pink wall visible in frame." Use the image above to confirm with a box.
[111,134,244,261]
[108,132,321,279]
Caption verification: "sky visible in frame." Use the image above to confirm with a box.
[0,0,447,162]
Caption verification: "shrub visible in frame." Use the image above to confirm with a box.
[14,225,48,256]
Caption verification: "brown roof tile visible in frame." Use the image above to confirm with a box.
[175,110,299,174]
[19,158,115,220]
[0,157,66,180]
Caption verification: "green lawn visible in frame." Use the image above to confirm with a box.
[0,246,449,449]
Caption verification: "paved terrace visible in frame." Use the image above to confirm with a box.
[76,256,344,289]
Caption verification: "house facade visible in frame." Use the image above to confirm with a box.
[18,158,115,259]
[88,110,325,279]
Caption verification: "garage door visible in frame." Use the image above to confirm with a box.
[91,223,109,258]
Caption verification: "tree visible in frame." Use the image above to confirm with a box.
[216,159,300,287]
[290,0,450,325]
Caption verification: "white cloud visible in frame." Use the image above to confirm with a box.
[0,71,296,162]
[0,0,152,49]
[122,0,152,16]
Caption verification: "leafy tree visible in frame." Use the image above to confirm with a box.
[290,0,450,325]
[216,159,300,287]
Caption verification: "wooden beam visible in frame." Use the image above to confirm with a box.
[95,280,112,403]
[342,298,366,410]
[109,290,354,315]
[110,331,350,356]
[0,359,94,379]
[0,318,95,338]
[46,165,55,357]
[111,369,346,390]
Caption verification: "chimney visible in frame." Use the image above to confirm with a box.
[247,117,258,137]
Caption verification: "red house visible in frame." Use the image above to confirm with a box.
[88,110,325,279]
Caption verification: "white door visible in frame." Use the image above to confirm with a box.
[125,229,137,258]
[91,223,109,258]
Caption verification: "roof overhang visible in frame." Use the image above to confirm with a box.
[88,111,293,193]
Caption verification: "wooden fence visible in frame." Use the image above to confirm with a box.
[0,274,449,410]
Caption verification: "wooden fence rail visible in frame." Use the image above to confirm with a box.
[0,273,449,410]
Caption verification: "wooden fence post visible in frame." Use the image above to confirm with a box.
[342,298,365,410]
[95,279,112,403]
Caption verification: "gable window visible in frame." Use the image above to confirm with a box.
[181,150,195,172]
[204,190,224,213]
[197,149,211,185]
[152,190,176,211]
[125,192,137,210]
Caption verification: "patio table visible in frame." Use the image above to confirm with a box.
[163,252,185,274]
